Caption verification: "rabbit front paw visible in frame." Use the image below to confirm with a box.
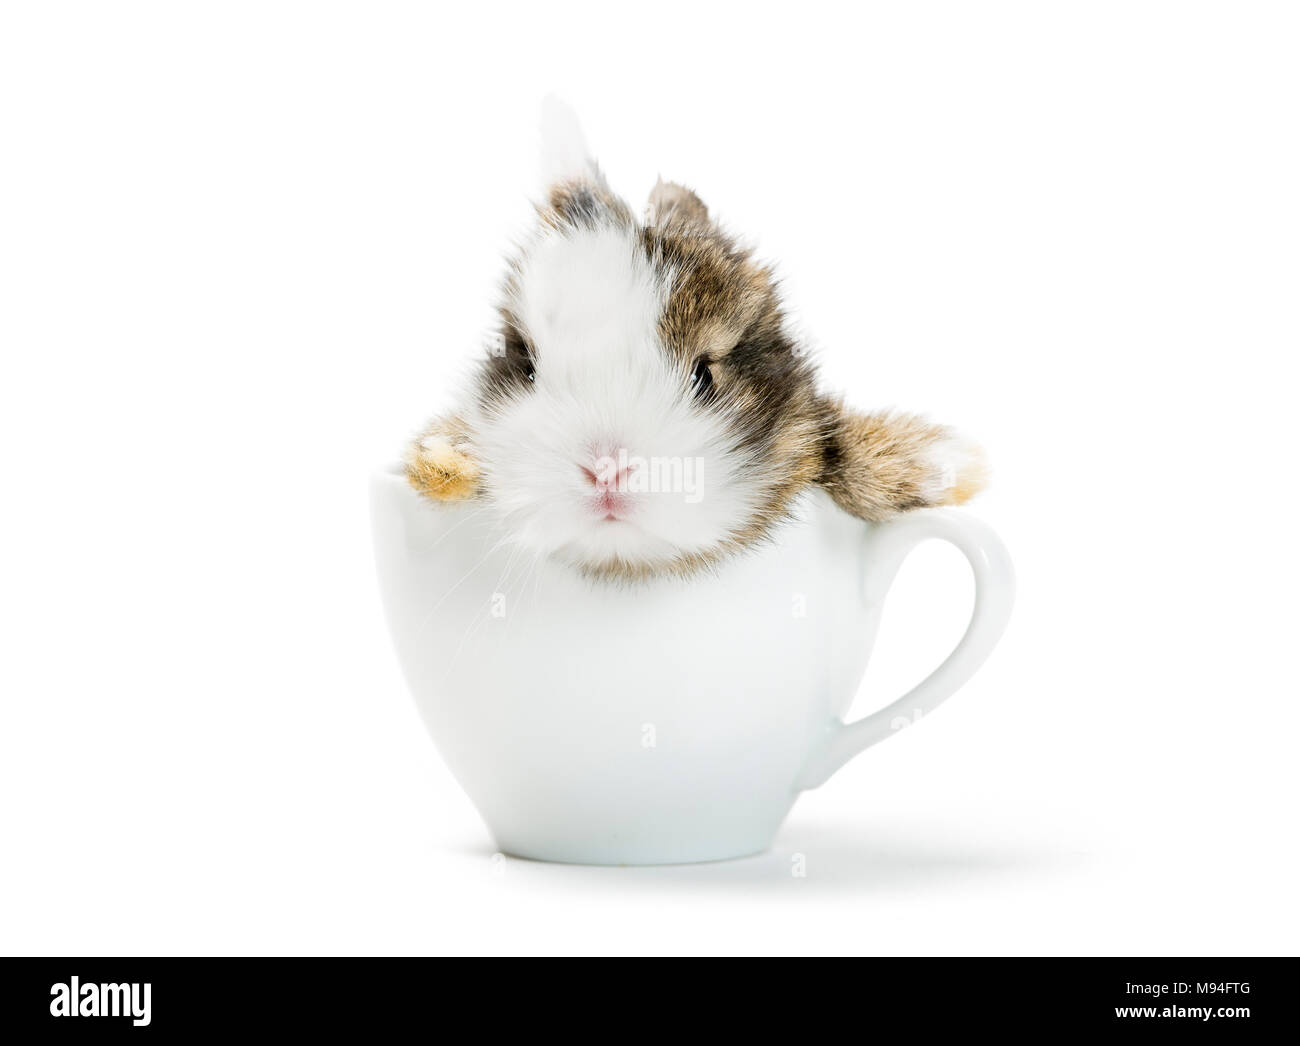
[405,434,482,502]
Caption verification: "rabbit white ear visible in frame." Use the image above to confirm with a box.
[540,96,601,187]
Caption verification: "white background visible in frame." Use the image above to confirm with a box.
[2,1,1297,956]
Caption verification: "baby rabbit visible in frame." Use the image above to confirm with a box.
[407,101,986,582]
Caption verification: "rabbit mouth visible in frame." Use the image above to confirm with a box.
[591,491,633,521]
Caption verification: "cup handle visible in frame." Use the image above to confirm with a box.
[795,509,1015,790]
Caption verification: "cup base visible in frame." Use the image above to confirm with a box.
[488,841,769,862]
[494,839,773,866]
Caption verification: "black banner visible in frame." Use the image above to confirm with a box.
[0,958,1289,1036]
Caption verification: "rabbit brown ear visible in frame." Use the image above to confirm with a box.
[647,178,711,230]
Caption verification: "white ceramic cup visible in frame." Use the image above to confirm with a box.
[371,467,1014,865]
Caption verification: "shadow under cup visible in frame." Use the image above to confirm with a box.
[371,467,1013,865]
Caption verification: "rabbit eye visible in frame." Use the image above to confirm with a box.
[505,333,535,386]
[690,356,714,399]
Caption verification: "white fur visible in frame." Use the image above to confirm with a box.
[471,222,756,573]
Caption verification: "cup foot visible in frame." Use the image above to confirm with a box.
[491,836,774,867]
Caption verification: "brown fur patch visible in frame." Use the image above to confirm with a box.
[541,177,633,230]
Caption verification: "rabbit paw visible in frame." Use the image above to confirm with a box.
[405,435,481,502]
[923,435,989,507]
